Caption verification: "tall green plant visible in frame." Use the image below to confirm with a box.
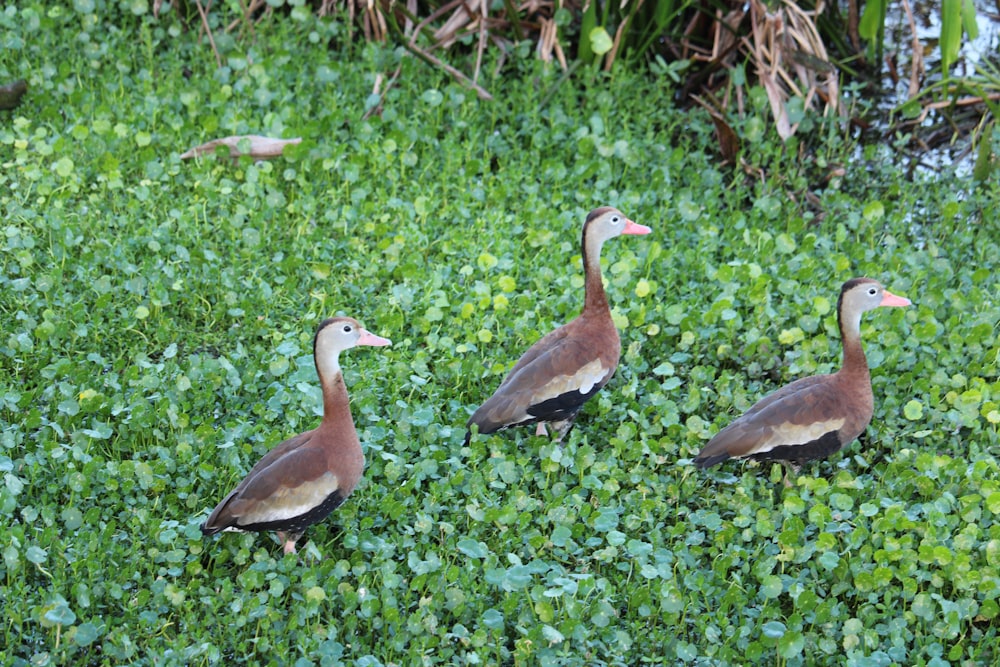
[861,0,979,80]
[940,0,979,76]
[577,0,712,70]
[857,0,887,66]
[616,0,688,67]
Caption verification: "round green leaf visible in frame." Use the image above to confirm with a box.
[904,399,924,420]
[589,27,613,56]
[482,609,504,629]
[778,630,805,658]
[760,575,782,598]
[761,620,786,638]
[44,604,77,626]
[73,622,101,646]
[54,157,74,177]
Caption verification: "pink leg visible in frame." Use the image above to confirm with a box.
[276,531,298,554]
[535,422,548,436]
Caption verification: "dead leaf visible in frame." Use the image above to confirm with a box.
[744,0,843,140]
[180,135,302,160]
[692,94,740,163]
[760,71,794,139]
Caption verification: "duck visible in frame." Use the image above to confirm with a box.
[693,277,911,479]
[465,206,652,445]
[201,316,391,554]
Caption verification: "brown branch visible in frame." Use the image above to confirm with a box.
[405,0,417,37]
[412,0,467,48]
[899,0,924,99]
[361,66,403,121]
[908,93,1000,125]
[404,41,494,100]
[227,0,267,35]
[474,0,488,83]
[924,93,1000,111]
[604,0,645,71]
[194,0,222,68]
[604,18,627,71]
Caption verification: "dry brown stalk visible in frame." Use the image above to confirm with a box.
[691,93,740,164]
[429,1,465,46]
[227,0,267,35]
[194,0,223,68]
[475,0,490,84]
[711,8,744,63]
[362,66,403,120]
[350,0,388,41]
[680,13,700,61]
[405,0,417,37]
[404,40,495,100]
[900,0,924,99]
[603,0,646,71]
[744,0,842,139]
[846,0,861,55]
[537,17,568,69]
[912,93,1000,125]
[348,0,356,43]
[414,0,467,50]
[748,1,792,138]
[605,16,628,71]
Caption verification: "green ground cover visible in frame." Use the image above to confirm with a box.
[2,4,999,666]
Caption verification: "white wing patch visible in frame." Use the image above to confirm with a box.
[753,417,846,455]
[537,358,608,400]
[485,359,611,427]
[239,472,341,525]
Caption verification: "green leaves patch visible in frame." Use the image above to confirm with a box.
[2,4,1000,666]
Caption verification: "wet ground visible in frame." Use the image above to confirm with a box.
[872,0,1000,176]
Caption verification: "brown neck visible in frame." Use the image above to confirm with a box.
[582,232,610,314]
[320,372,356,431]
[838,311,870,377]
[318,370,365,488]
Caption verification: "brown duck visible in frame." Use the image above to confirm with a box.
[465,207,651,444]
[694,277,911,477]
[201,316,390,554]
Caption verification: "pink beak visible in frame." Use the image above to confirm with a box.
[623,219,652,235]
[357,328,392,347]
[880,290,911,308]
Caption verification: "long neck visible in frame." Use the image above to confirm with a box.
[315,352,356,428]
[318,366,364,489]
[582,230,609,314]
[838,306,869,377]
[319,370,356,429]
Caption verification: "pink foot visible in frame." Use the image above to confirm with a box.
[277,531,298,554]
[535,423,548,436]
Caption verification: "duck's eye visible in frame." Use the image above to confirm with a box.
[342,325,353,333]
[868,287,878,296]
[611,215,621,224]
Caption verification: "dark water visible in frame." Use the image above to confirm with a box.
[872,0,1000,176]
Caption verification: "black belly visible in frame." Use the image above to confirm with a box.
[238,489,347,534]
[527,384,603,423]
[750,430,844,466]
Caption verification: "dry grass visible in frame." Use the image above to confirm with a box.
[159,0,574,100]
[679,0,843,140]
[160,0,847,131]
[744,0,842,139]
[157,0,995,167]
